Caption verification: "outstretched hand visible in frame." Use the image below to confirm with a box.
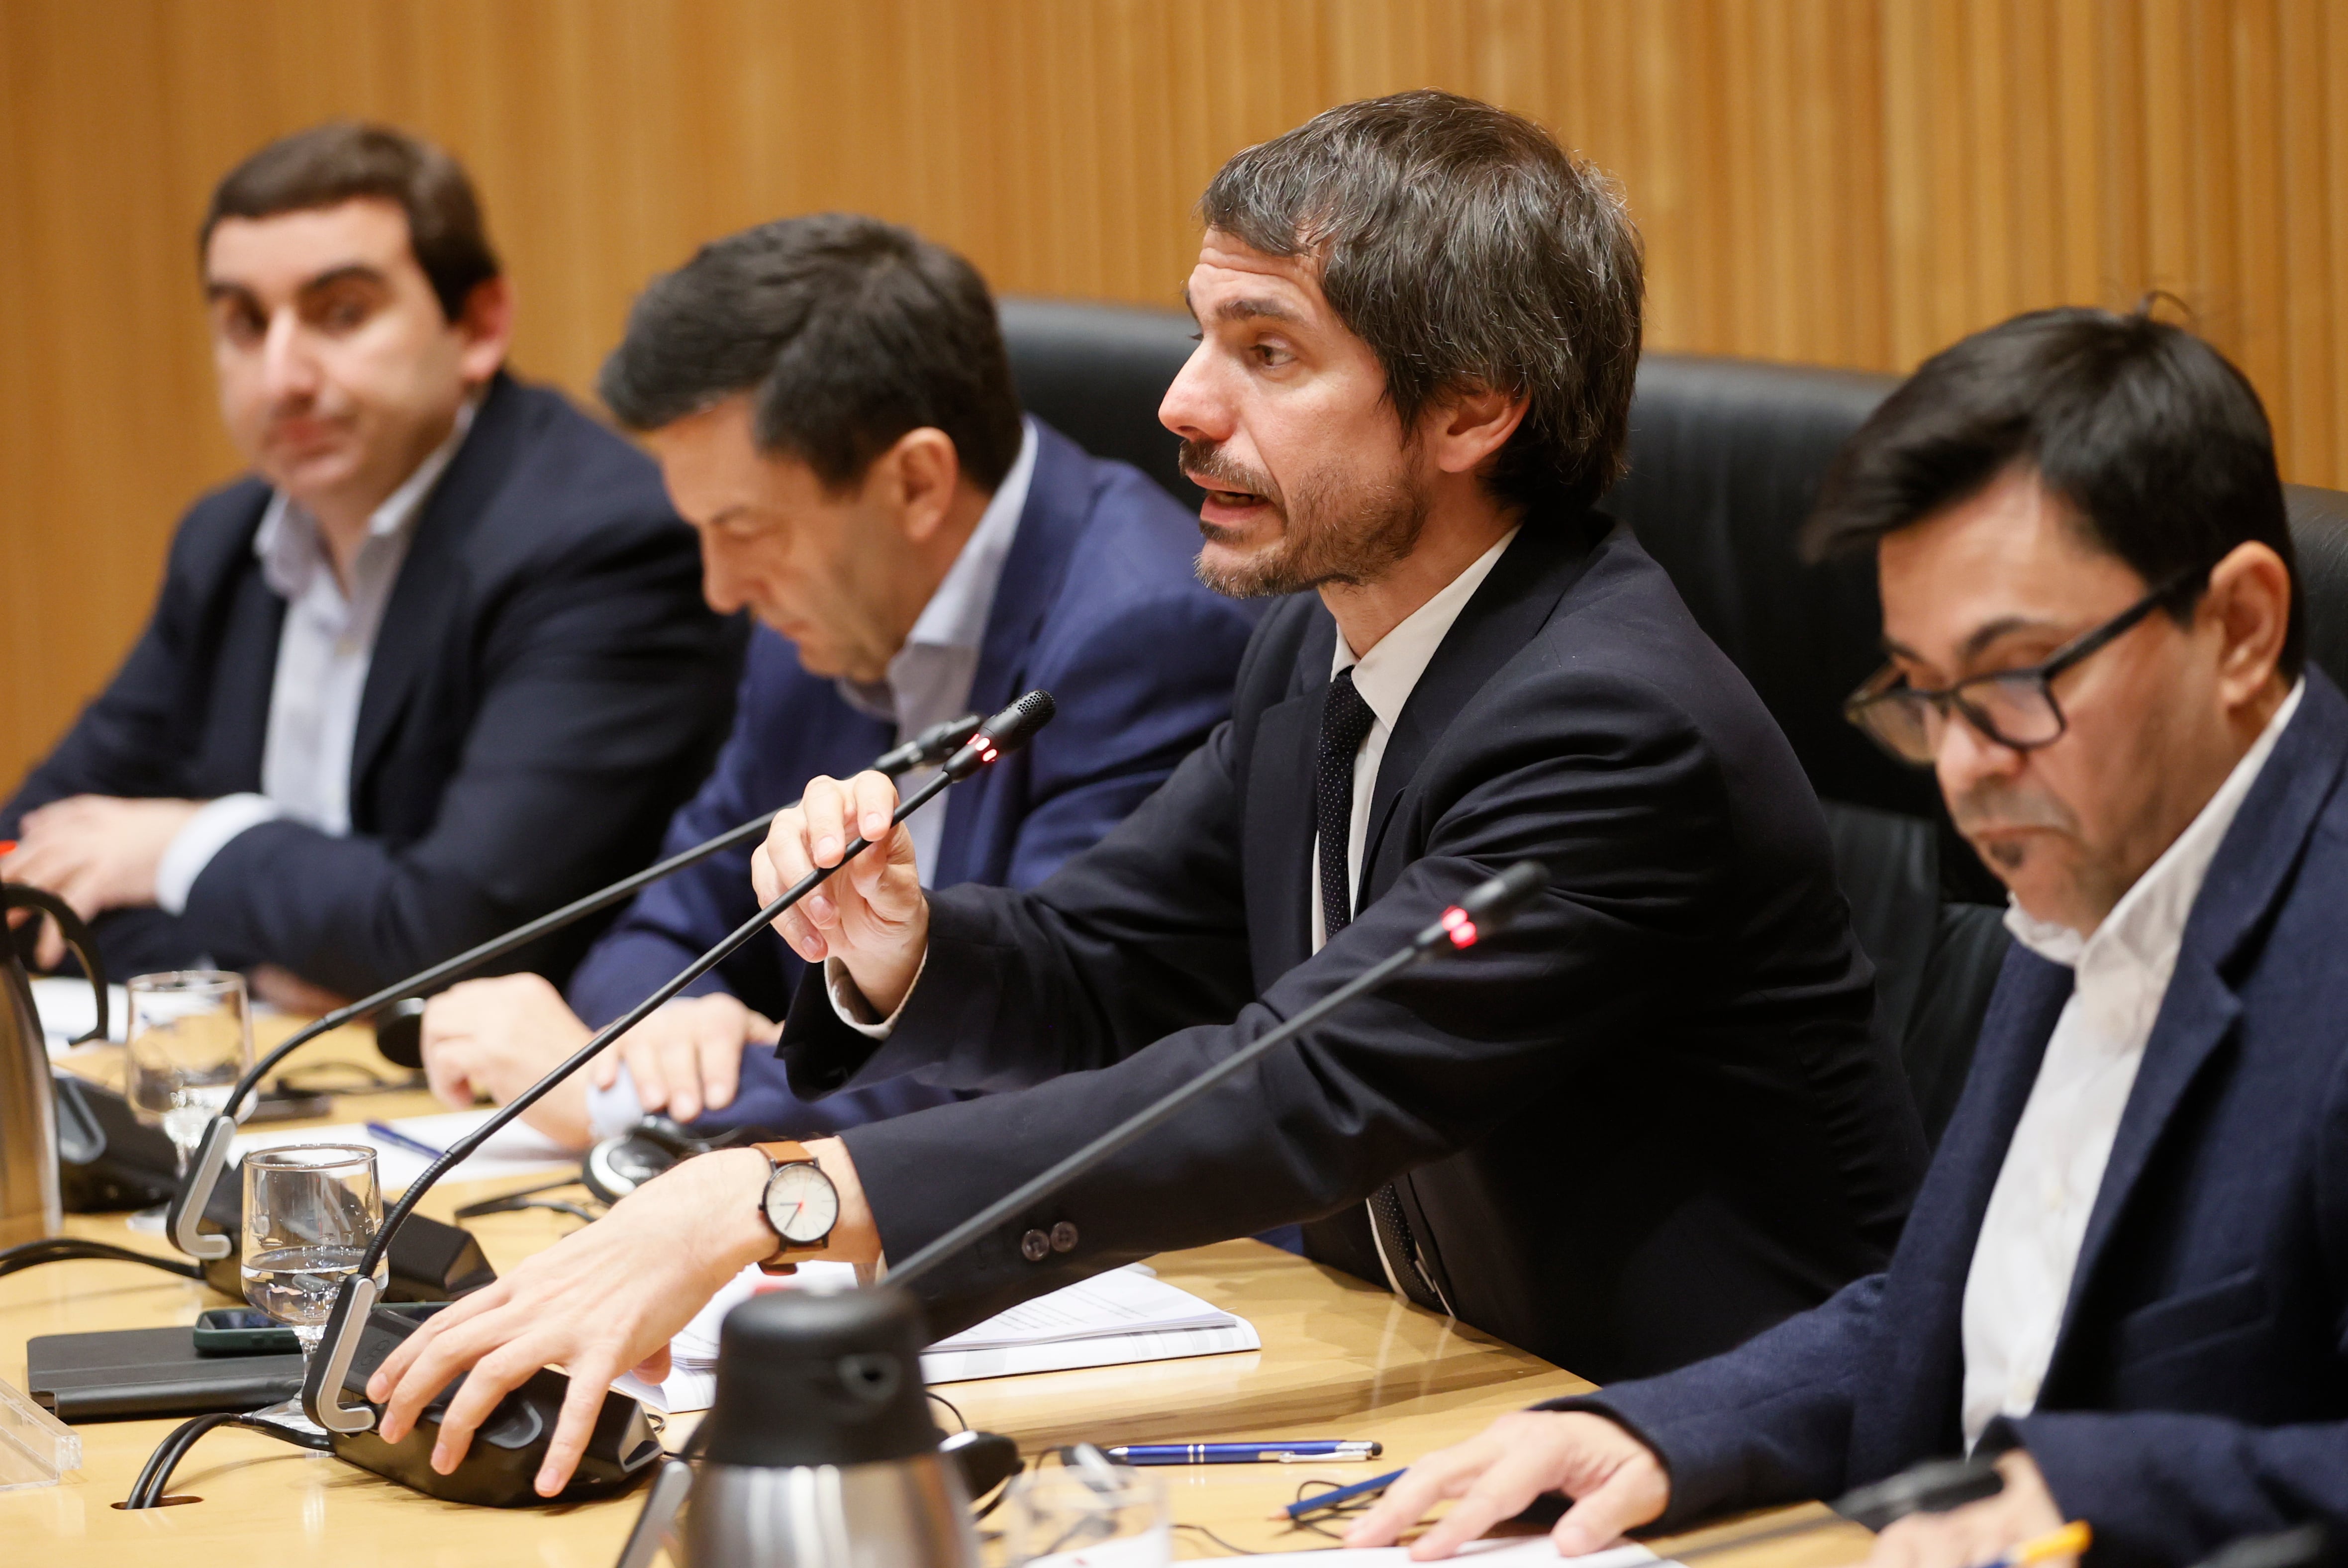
[1343,1411,1671,1560]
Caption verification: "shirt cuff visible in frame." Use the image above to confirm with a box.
[155,793,283,914]
[585,1068,647,1140]
[823,950,927,1040]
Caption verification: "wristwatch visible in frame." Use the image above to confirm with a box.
[752,1140,841,1275]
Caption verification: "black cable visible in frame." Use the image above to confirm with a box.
[926,1390,969,1433]
[124,1411,331,1508]
[451,1174,592,1218]
[0,1238,205,1280]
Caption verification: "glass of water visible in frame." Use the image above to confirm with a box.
[1004,1461,1170,1568]
[126,970,256,1175]
[242,1143,388,1363]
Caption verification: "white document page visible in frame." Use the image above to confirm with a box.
[230,1107,575,1190]
[615,1263,1259,1412]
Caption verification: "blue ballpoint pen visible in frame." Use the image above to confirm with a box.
[1275,1465,1406,1520]
[364,1120,449,1162]
[1106,1440,1383,1466]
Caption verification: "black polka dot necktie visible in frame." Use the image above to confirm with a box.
[1314,666,1448,1315]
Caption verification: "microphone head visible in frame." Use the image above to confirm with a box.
[945,690,1056,778]
[373,995,428,1071]
[1434,861,1548,950]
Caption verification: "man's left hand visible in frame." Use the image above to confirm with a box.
[0,795,201,967]
[1864,1452,2070,1568]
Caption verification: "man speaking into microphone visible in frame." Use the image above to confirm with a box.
[370,91,1926,1496]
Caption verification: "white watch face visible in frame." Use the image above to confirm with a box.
[764,1161,839,1245]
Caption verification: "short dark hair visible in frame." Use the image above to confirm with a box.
[1804,305,2304,678]
[597,213,1024,493]
[202,122,500,324]
[1199,89,1644,517]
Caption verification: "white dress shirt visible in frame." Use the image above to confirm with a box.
[587,421,1037,1135]
[832,417,1038,882]
[1311,526,1519,951]
[154,405,476,913]
[1958,677,2305,1449]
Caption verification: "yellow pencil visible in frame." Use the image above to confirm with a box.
[1995,1520,2094,1568]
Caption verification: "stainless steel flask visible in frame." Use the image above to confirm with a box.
[0,884,108,1248]
[673,1285,978,1568]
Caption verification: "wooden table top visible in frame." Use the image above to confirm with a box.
[3,1037,1872,1568]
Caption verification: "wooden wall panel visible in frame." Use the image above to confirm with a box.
[5,0,2347,786]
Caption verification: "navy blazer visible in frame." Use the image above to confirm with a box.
[566,420,1262,1135]
[2,374,741,997]
[1571,669,2348,1567]
[780,513,1927,1376]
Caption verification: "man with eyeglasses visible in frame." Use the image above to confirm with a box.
[1347,305,2348,1568]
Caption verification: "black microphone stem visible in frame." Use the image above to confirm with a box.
[165,715,980,1262]
[355,766,957,1280]
[218,716,977,1123]
[892,919,1431,1289]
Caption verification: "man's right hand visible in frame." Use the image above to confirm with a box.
[1342,1410,1671,1560]
[420,975,775,1150]
[754,771,930,1019]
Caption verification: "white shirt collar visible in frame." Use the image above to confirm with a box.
[902,417,1038,655]
[1331,525,1522,725]
[252,397,478,601]
[2005,677,2308,979]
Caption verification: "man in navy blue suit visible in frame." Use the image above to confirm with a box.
[0,124,738,1005]
[1350,308,2348,1567]
[417,213,1258,1149]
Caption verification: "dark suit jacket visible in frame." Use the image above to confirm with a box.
[568,421,1262,1136]
[2,373,741,997]
[1568,670,2348,1567]
[781,511,1928,1379]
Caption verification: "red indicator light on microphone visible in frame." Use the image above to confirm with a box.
[1440,907,1478,949]
[980,746,998,763]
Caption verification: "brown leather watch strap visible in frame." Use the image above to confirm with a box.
[753,1140,824,1274]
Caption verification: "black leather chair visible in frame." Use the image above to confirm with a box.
[998,298,2348,1146]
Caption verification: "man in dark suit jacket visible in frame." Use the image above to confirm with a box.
[369,93,1926,1497]
[0,125,736,1002]
[415,214,1257,1149]
[1348,311,2344,1568]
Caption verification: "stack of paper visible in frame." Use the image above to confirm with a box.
[616,1263,1259,1413]
[30,978,128,1051]
[230,1107,577,1191]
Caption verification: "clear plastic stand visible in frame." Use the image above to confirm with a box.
[0,1373,81,1490]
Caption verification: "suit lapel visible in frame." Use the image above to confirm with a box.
[1243,612,1335,980]
[1358,516,1606,890]
[937,424,1092,881]
[349,374,526,801]
[2050,670,2348,1356]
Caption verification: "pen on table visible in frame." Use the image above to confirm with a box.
[1985,1522,2093,1568]
[1273,1465,1406,1520]
[364,1120,449,1161]
[1110,1440,1382,1466]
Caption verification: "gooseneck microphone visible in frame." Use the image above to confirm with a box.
[163,713,985,1265]
[889,858,1548,1289]
[269,693,1055,1506]
[611,860,1552,1561]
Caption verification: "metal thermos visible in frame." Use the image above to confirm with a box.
[678,1285,976,1568]
[0,883,108,1248]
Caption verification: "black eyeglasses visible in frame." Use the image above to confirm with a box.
[1844,565,2206,766]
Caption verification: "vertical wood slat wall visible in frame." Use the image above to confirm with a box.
[2,0,2342,785]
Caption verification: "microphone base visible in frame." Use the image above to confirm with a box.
[328,1304,664,1507]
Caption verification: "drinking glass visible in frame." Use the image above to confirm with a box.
[241,1144,388,1430]
[1004,1463,1170,1568]
[125,970,255,1174]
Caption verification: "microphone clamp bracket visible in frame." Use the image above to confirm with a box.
[167,1116,236,1261]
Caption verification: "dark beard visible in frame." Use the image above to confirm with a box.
[1181,437,1431,599]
